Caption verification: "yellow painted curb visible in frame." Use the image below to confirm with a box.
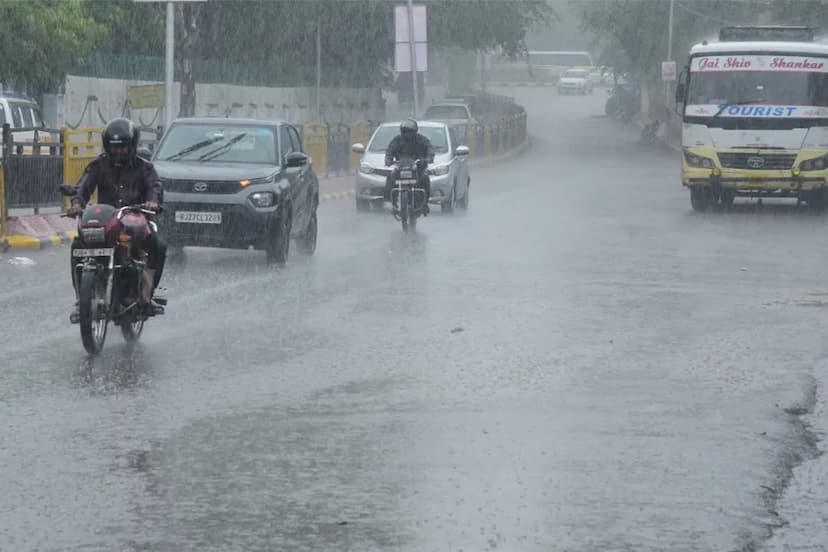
[468,139,530,168]
[321,190,355,203]
[7,234,44,250]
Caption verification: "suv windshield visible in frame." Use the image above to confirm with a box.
[155,124,277,164]
[367,125,449,154]
[424,105,469,120]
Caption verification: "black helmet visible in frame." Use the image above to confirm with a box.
[400,118,418,139]
[103,118,140,166]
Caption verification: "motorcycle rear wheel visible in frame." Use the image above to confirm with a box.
[79,270,109,355]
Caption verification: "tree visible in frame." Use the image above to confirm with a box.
[82,0,164,57]
[0,0,104,98]
[574,0,772,86]
[429,0,555,57]
[176,1,206,117]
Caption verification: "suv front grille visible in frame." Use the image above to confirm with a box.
[162,179,242,194]
[717,152,796,170]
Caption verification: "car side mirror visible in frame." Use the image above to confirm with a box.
[285,151,309,168]
[351,143,365,154]
[455,145,470,157]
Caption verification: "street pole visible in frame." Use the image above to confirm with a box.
[667,0,674,63]
[407,0,418,118]
[316,17,321,120]
[165,1,175,132]
[665,0,675,114]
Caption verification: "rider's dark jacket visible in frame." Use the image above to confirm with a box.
[71,154,163,208]
[384,134,435,167]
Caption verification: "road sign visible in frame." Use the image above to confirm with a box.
[662,61,677,81]
[394,4,427,73]
[127,84,165,109]
[395,4,426,42]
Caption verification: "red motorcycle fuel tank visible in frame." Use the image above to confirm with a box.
[78,204,118,246]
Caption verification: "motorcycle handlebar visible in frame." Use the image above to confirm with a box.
[62,204,162,218]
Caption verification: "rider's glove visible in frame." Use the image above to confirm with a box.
[66,203,82,217]
[416,159,427,170]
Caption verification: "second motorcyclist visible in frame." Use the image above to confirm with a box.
[384,118,435,215]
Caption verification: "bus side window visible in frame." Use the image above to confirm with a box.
[810,74,828,106]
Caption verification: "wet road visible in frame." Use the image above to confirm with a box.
[2,88,828,551]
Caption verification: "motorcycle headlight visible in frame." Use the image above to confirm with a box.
[684,151,715,169]
[428,164,450,176]
[359,162,375,175]
[799,154,828,171]
[250,192,276,208]
[80,226,106,245]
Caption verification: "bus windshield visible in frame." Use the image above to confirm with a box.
[686,54,828,119]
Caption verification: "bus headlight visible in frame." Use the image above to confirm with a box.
[799,154,828,171]
[684,151,716,169]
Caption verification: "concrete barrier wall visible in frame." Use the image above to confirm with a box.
[60,75,386,130]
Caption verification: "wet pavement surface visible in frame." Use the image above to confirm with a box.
[2,88,828,551]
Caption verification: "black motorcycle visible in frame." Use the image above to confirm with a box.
[60,186,166,354]
[389,157,427,232]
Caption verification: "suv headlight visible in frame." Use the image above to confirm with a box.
[359,162,375,175]
[428,164,450,176]
[799,154,828,171]
[684,151,715,169]
[250,191,276,207]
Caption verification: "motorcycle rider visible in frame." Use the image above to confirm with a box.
[67,117,167,316]
[384,118,435,215]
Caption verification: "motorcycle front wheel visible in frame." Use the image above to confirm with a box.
[400,190,410,232]
[79,269,109,354]
[121,315,144,343]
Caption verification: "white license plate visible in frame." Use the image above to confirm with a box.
[73,248,113,257]
[175,211,222,224]
[399,171,414,178]
[397,179,417,185]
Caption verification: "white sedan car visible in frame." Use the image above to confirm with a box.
[557,69,594,95]
[351,121,471,214]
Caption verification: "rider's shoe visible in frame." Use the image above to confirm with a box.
[70,302,80,324]
[152,287,168,306]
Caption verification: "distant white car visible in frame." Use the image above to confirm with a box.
[557,69,593,95]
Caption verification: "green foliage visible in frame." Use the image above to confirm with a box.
[428,0,555,56]
[1,0,553,96]
[0,0,104,96]
[573,0,810,85]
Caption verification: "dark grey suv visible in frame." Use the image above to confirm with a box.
[152,118,319,264]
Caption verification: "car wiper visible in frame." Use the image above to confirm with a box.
[198,133,248,161]
[707,99,766,123]
[163,136,225,161]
